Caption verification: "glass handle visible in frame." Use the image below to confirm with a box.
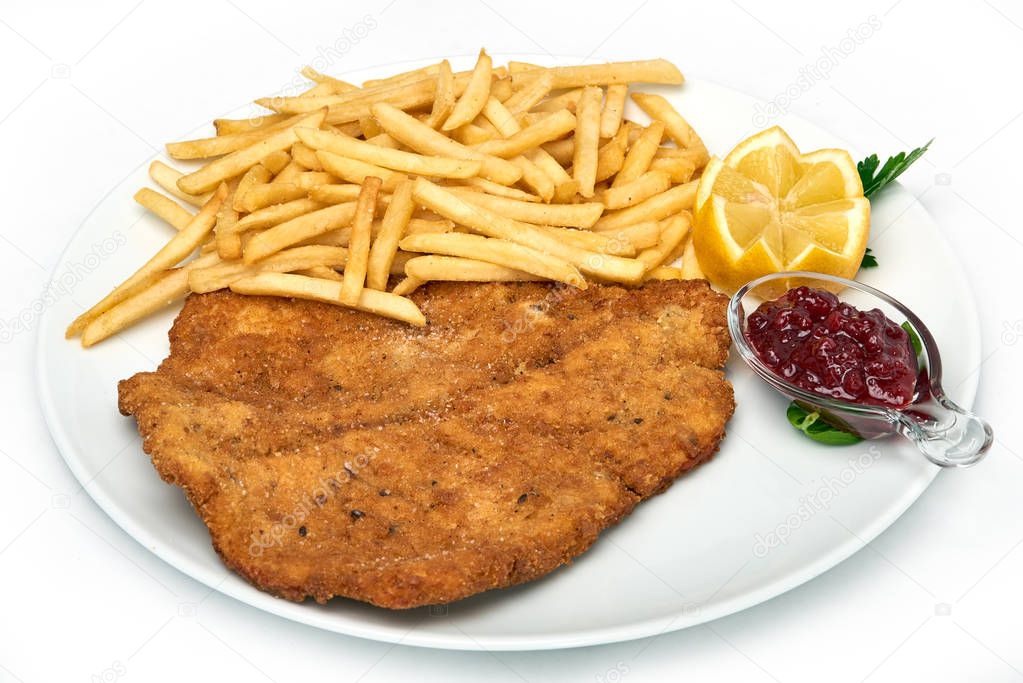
[896,392,993,468]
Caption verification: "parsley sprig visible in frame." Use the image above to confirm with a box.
[856,140,932,268]
[858,140,932,199]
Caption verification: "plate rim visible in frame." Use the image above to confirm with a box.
[35,64,980,650]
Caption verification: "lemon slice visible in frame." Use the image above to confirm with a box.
[693,126,869,296]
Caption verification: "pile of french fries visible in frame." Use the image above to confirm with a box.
[67,52,709,347]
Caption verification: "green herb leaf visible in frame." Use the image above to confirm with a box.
[860,247,878,268]
[858,140,932,198]
[786,402,863,445]
[901,321,923,356]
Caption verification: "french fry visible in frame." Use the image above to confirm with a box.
[166,114,300,160]
[149,161,212,207]
[600,84,628,138]
[503,71,554,115]
[271,159,303,184]
[134,188,194,230]
[491,76,512,102]
[316,150,406,192]
[510,156,555,202]
[215,179,243,260]
[237,183,307,212]
[312,215,447,250]
[177,110,326,194]
[613,220,661,250]
[458,177,542,202]
[449,122,496,146]
[339,177,381,305]
[245,201,357,263]
[297,69,479,125]
[299,82,337,98]
[297,127,481,179]
[256,77,436,114]
[308,183,371,205]
[350,216,448,242]
[646,266,683,280]
[538,226,635,256]
[391,276,424,296]
[533,88,583,113]
[512,59,683,89]
[232,164,273,211]
[572,86,603,197]
[653,146,710,163]
[261,150,293,175]
[371,102,522,185]
[405,255,544,283]
[363,62,441,88]
[593,181,697,231]
[481,96,520,137]
[231,199,323,234]
[366,178,414,290]
[442,49,492,131]
[649,156,697,183]
[594,124,630,183]
[478,97,559,202]
[328,121,363,137]
[365,133,401,149]
[681,238,703,279]
[636,213,691,270]
[614,121,664,187]
[300,66,357,92]
[214,113,290,136]
[399,232,583,287]
[68,184,227,338]
[359,116,382,139]
[526,148,576,202]
[230,272,425,326]
[425,59,456,129]
[507,61,541,74]
[601,170,671,210]
[295,265,343,281]
[541,137,574,166]
[661,219,690,266]
[474,109,575,158]
[321,86,442,125]
[630,92,708,167]
[447,189,603,227]
[81,251,221,347]
[291,142,324,170]
[294,171,337,190]
[412,178,645,284]
[188,245,349,293]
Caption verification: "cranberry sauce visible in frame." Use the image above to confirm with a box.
[745,286,918,409]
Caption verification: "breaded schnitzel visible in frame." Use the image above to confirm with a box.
[118,280,734,608]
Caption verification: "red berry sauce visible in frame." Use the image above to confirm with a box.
[745,286,918,408]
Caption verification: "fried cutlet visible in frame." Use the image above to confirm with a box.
[118,280,734,608]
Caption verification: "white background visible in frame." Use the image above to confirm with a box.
[2,1,1021,681]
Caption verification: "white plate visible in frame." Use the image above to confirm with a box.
[37,57,982,651]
